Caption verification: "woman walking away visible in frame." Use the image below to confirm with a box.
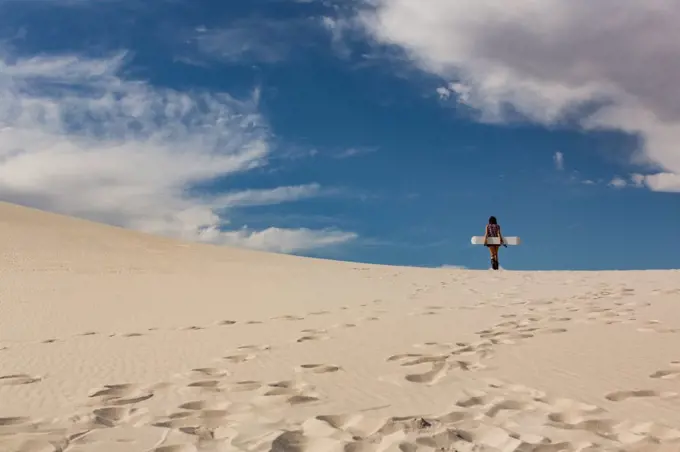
[483,216,505,270]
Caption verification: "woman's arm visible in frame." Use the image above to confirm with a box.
[498,226,505,246]
[483,225,489,244]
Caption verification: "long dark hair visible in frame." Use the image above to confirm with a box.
[488,216,497,225]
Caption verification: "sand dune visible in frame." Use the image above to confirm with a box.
[1,201,680,452]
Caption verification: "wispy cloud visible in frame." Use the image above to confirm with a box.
[189,16,331,65]
[216,184,323,208]
[320,16,356,58]
[220,227,357,254]
[629,172,680,193]
[553,151,564,171]
[333,146,377,159]
[192,21,295,64]
[355,0,680,192]
[608,177,627,189]
[608,173,655,190]
[0,50,357,252]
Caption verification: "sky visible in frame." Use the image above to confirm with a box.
[0,0,679,271]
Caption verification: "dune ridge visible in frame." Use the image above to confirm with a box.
[1,201,680,451]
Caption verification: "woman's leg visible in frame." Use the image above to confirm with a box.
[489,245,499,269]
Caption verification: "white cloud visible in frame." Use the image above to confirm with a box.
[608,177,628,189]
[334,146,377,159]
[191,18,322,64]
[630,172,680,192]
[356,0,680,192]
[216,184,323,208]
[435,86,451,100]
[0,51,357,252]
[194,24,292,63]
[321,16,354,58]
[604,173,663,190]
[553,151,564,171]
[221,227,358,254]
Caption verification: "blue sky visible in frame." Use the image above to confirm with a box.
[0,0,679,271]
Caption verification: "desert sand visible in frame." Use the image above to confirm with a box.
[1,201,680,452]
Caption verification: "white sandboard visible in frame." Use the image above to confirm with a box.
[471,236,521,245]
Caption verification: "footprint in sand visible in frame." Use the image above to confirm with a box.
[89,383,138,399]
[222,354,255,364]
[109,393,155,405]
[637,326,680,334]
[484,399,531,418]
[354,315,380,322]
[272,315,305,321]
[478,329,534,343]
[228,380,263,392]
[121,332,144,338]
[296,364,342,374]
[0,374,42,386]
[387,353,424,363]
[296,334,329,343]
[222,344,270,364]
[415,310,440,316]
[456,394,495,408]
[256,380,322,406]
[296,329,330,343]
[650,362,680,379]
[287,395,321,405]
[92,406,147,427]
[389,342,492,382]
[311,413,447,444]
[389,353,449,367]
[604,389,677,402]
[187,380,221,389]
[651,370,680,379]
[413,342,454,351]
[537,328,568,335]
[405,361,448,384]
[181,326,205,331]
[238,344,271,352]
[453,342,495,359]
[88,383,154,406]
[191,368,230,378]
[0,417,43,443]
[0,417,32,427]
[178,400,229,411]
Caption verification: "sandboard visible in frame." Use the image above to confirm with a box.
[471,236,520,245]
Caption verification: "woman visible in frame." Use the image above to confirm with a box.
[483,216,505,270]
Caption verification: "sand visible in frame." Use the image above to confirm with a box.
[1,201,680,452]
